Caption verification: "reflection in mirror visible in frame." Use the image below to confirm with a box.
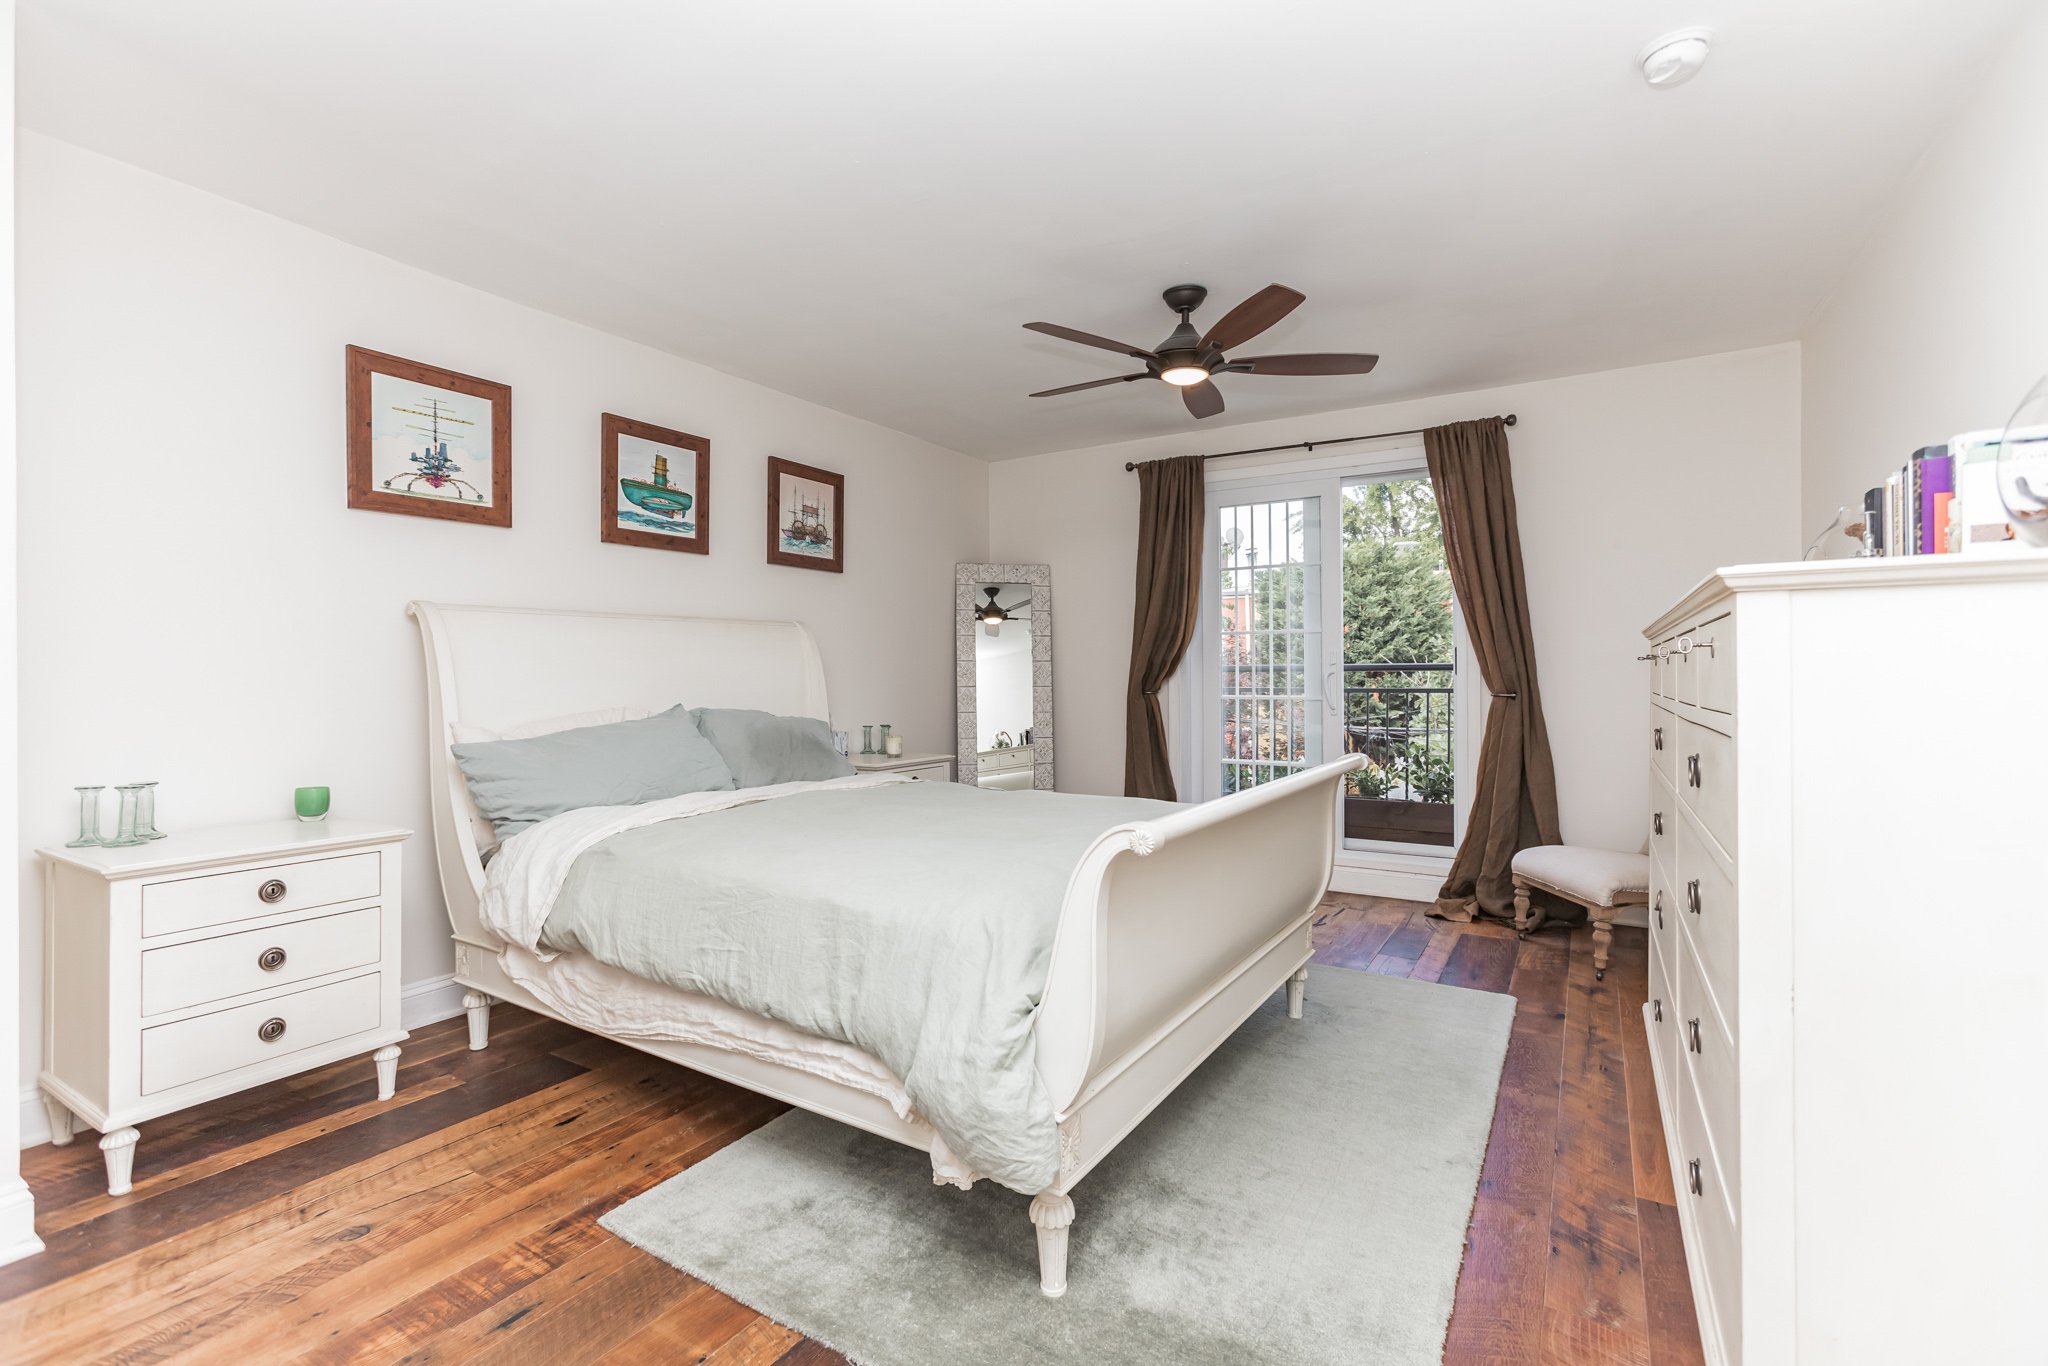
[974,585,1035,789]
[955,563,1052,791]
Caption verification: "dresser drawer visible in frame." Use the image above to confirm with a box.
[1676,1059,1743,1364]
[1677,716,1735,857]
[1646,927,1679,1094]
[1676,936,1740,1204]
[141,906,382,1016]
[895,762,952,783]
[1653,638,1679,699]
[1675,814,1738,1024]
[1649,844,1679,972]
[141,851,381,938]
[140,971,383,1094]
[1649,767,1676,871]
[1687,612,1735,716]
[1649,706,1678,789]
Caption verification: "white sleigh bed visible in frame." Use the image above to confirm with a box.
[409,600,1359,1297]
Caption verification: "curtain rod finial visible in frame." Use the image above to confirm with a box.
[1503,414,1518,427]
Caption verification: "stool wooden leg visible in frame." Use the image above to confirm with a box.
[1592,908,1615,980]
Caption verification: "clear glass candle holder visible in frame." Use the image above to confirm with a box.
[136,781,165,840]
[67,786,105,848]
[103,784,149,848]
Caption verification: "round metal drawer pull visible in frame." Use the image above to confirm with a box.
[1688,1159,1703,1196]
[257,1017,287,1043]
[257,947,288,972]
[258,879,288,904]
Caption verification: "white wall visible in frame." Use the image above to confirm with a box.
[1801,4,2048,545]
[991,345,1802,853]
[1,0,45,1257]
[15,135,988,1107]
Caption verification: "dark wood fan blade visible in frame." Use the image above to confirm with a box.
[1028,374,1146,398]
[1234,353,1380,376]
[1182,380,1225,419]
[1023,322,1157,359]
[1201,284,1306,352]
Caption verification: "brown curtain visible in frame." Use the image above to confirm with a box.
[1424,417,1561,921]
[1124,455,1206,800]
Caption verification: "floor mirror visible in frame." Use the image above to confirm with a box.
[955,563,1053,790]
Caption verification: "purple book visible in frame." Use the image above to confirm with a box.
[1916,446,1953,554]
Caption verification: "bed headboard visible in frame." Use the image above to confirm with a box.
[408,600,830,950]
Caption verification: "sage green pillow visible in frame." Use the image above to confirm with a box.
[451,704,735,843]
[690,708,855,787]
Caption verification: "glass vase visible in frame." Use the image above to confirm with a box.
[67,786,105,848]
[137,781,165,840]
[861,724,875,755]
[103,784,148,847]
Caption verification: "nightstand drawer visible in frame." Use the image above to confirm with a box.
[141,851,380,938]
[140,971,382,1094]
[896,762,952,783]
[140,906,382,1016]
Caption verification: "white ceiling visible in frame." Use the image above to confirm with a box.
[19,0,2031,459]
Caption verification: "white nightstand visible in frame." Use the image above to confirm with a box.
[850,751,955,783]
[37,818,411,1196]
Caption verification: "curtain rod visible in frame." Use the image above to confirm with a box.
[1122,413,1516,472]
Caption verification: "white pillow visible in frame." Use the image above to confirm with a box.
[449,706,659,855]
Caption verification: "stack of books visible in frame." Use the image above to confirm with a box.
[1862,445,1954,556]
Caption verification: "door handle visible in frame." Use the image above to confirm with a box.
[1324,665,1342,717]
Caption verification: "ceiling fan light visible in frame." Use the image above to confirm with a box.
[983,620,1001,637]
[1160,364,1210,387]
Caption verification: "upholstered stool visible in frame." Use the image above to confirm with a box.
[1511,846,1650,980]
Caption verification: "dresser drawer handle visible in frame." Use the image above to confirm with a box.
[1653,811,1663,836]
[1687,879,1701,915]
[257,947,288,972]
[1653,891,1664,929]
[258,879,288,904]
[1652,998,1663,1023]
[1687,1018,1702,1053]
[1686,753,1701,787]
[1653,726,1663,752]
[257,1017,287,1044]
[1688,1159,1703,1196]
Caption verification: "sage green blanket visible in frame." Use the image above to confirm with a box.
[539,780,1175,1192]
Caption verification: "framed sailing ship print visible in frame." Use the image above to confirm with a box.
[765,457,844,573]
[345,345,512,527]
[601,413,710,554]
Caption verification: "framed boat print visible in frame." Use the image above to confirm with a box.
[766,457,844,573]
[346,345,512,526]
[601,413,710,554]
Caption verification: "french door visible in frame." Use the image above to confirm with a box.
[1199,458,1475,857]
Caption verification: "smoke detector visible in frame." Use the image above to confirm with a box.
[1638,28,1713,89]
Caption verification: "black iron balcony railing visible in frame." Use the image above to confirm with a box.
[1341,661,1453,805]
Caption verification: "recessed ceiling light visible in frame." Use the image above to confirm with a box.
[1638,28,1713,89]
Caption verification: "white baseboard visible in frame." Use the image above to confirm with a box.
[18,971,475,1150]
[1329,851,1452,903]
[0,1181,42,1265]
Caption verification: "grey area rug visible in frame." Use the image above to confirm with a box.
[601,966,1515,1365]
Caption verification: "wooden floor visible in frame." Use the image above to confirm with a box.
[1,896,1702,1364]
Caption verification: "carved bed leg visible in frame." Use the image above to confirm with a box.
[463,991,494,1051]
[41,1091,75,1147]
[1287,964,1308,1019]
[1029,1190,1076,1298]
[373,1044,403,1100]
[100,1126,140,1197]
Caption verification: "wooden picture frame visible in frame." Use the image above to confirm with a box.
[765,457,845,573]
[600,413,711,554]
[346,345,512,527]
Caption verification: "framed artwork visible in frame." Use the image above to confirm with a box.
[766,457,845,573]
[601,413,711,554]
[346,345,512,526]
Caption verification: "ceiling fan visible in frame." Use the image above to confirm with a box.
[1023,283,1378,420]
[972,586,1029,637]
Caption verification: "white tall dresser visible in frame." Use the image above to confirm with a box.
[1642,557,2048,1366]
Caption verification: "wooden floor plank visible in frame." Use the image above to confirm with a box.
[1608,928,1675,1204]
[7,903,1699,1365]
[1441,928,1571,1364]
[1541,925,1652,1366]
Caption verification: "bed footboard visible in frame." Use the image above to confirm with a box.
[1033,757,1364,1181]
